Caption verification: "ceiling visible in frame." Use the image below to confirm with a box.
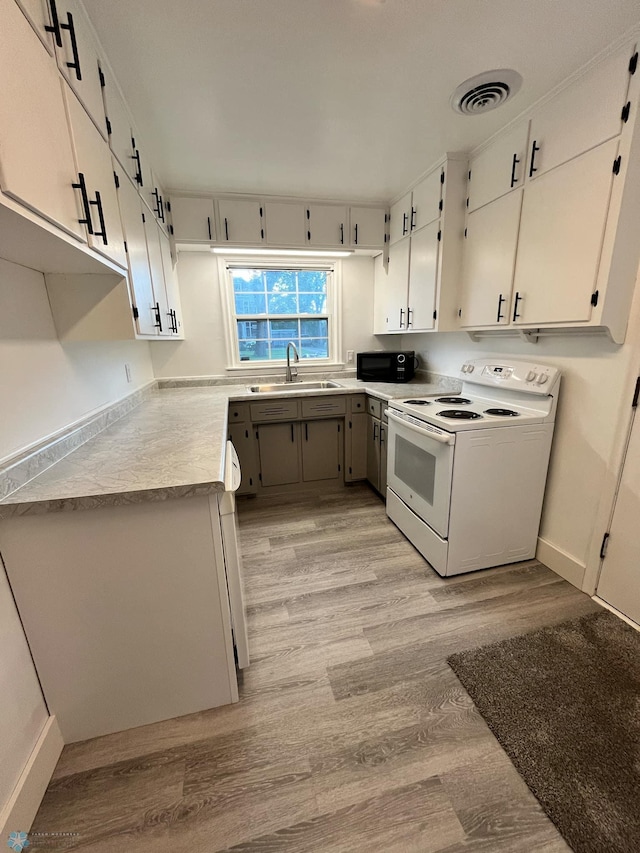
[82,0,640,203]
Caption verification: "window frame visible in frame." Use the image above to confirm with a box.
[218,256,343,371]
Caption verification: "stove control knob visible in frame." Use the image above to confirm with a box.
[536,373,549,385]
[526,371,537,382]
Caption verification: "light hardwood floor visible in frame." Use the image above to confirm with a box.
[29,485,599,851]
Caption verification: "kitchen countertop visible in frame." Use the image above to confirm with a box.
[0,377,457,518]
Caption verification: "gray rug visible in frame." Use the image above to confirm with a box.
[447,609,640,853]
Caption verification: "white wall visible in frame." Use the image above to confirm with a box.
[0,257,155,462]
[402,267,640,584]
[150,252,384,378]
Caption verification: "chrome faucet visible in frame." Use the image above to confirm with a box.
[285,341,299,382]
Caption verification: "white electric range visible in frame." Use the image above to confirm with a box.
[385,358,561,576]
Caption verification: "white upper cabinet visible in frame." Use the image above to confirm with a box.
[159,228,182,337]
[170,196,215,242]
[349,206,386,248]
[0,0,83,240]
[407,219,440,331]
[14,0,54,52]
[52,0,106,136]
[217,198,264,244]
[389,192,411,245]
[99,61,134,177]
[143,209,171,336]
[306,204,347,247]
[410,169,442,231]
[526,43,633,181]
[264,201,305,246]
[65,86,127,268]
[467,121,530,212]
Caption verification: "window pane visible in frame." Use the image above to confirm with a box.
[270,340,296,361]
[265,270,296,293]
[298,293,326,313]
[300,338,328,359]
[267,292,297,314]
[297,270,327,293]
[300,318,327,338]
[232,270,264,293]
[235,293,266,314]
[269,319,299,339]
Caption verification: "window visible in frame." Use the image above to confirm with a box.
[224,265,338,365]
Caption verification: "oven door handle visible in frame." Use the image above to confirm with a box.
[386,410,454,445]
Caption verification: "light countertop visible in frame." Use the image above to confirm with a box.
[0,377,457,517]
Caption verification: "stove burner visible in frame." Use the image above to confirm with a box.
[435,396,472,404]
[438,409,482,420]
[484,408,520,417]
[404,399,431,405]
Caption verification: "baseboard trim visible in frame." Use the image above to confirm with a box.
[593,596,640,633]
[536,537,586,589]
[0,716,63,836]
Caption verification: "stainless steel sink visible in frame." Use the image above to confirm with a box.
[248,380,344,393]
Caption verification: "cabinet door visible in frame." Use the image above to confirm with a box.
[385,237,410,332]
[528,43,633,181]
[99,62,134,176]
[159,229,182,336]
[366,414,381,492]
[170,197,215,242]
[512,138,618,326]
[218,198,264,244]
[306,204,347,247]
[458,189,523,328]
[350,206,386,248]
[301,419,342,483]
[228,425,258,495]
[14,0,53,52]
[468,121,530,212]
[143,212,171,336]
[65,88,127,268]
[0,0,83,240]
[265,201,306,246]
[411,168,442,231]
[389,193,412,245]
[407,221,440,331]
[54,0,106,135]
[117,173,156,336]
[257,422,300,487]
[346,411,367,482]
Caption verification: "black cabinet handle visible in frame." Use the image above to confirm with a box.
[206,216,212,240]
[380,426,385,447]
[510,153,520,187]
[224,217,229,241]
[410,207,416,230]
[354,223,358,245]
[290,423,294,443]
[402,212,408,236]
[45,0,63,47]
[153,302,163,331]
[340,223,344,245]
[61,12,82,80]
[407,307,413,328]
[132,150,142,185]
[529,141,540,178]
[399,308,405,328]
[497,293,506,322]
[157,194,165,222]
[167,308,177,333]
[513,291,522,321]
[90,191,107,244]
[72,173,93,234]
[373,422,378,441]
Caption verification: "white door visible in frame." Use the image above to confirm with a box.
[467,120,530,212]
[411,168,442,232]
[265,201,305,246]
[143,213,171,336]
[384,237,410,332]
[117,174,157,336]
[218,198,264,244]
[597,389,640,624]
[306,204,347,247]
[407,220,439,331]
[170,197,215,242]
[159,229,182,335]
[389,192,411,245]
[350,206,386,248]
[100,62,134,176]
[0,0,84,240]
[512,139,618,326]
[459,189,522,327]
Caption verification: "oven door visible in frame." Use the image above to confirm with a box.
[386,409,455,538]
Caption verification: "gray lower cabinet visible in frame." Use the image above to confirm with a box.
[228,423,259,494]
[366,413,382,491]
[301,419,343,483]
[346,411,368,481]
[256,422,300,487]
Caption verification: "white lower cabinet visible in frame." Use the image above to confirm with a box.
[0,0,84,240]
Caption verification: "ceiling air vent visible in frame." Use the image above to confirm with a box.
[451,69,522,116]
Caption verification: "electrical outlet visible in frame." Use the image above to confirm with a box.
[346,350,354,363]
[125,363,132,383]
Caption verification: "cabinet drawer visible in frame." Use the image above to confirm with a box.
[228,403,250,423]
[349,394,366,413]
[250,399,300,422]
[366,397,382,418]
[301,397,347,418]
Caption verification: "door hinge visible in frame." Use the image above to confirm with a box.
[621,101,631,123]
[349,466,352,474]
[113,170,119,189]
[166,201,171,212]
[338,423,341,432]
[440,171,445,184]
[249,477,253,486]
[464,227,467,238]
[261,228,265,239]
[259,206,263,218]
[468,169,472,181]
[141,212,146,223]
[613,156,622,175]
[349,420,352,429]
[630,51,638,75]
[258,472,262,482]
[132,305,139,319]
[433,310,437,320]
[600,532,610,559]
[590,290,599,307]
[123,240,128,253]
[338,464,341,472]
[98,67,105,87]
[439,199,444,211]
[632,376,640,408]
[105,117,112,136]
[437,230,441,241]
[169,224,174,235]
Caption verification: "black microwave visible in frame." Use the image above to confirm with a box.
[356,351,416,383]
